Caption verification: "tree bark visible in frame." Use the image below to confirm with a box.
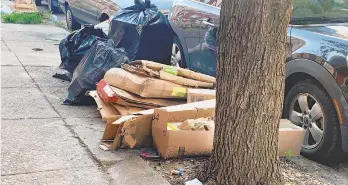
[203,0,292,184]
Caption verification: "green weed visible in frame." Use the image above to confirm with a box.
[1,12,42,24]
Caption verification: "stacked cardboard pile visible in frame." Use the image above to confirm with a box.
[89,60,305,159]
[11,0,37,12]
[88,60,217,152]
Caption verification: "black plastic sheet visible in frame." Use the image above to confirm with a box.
[64,40,129,105]
[54,25,107,81]
[108,0,173,64]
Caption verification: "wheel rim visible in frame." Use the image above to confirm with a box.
[171,43,181,67]
[66,10,72,30]
[289,93,325,149]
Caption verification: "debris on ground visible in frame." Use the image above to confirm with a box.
[185,178,202,185]
[94,61,216,151]
[32,48,43,51]
[147,156,348,185]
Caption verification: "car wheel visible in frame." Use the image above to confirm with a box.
[283,79,343,162]
[66,6,81,31]
[48,0,59,13]
[35,0,41,6]
[171,36,186,68]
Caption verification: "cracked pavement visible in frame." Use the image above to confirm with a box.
[1,21,169,185]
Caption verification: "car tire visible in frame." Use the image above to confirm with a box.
[66,6,81,31]
[283,79,343,162]
[35,0,41,6]
[48,0,59,13]
[171,36,187,68]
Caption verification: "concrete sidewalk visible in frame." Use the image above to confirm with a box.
[1,23,169,185]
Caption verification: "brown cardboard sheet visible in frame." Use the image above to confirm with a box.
[279,119,305,157]
[187,89,216,103]
[159,71,214,88]
[104,68,188,99]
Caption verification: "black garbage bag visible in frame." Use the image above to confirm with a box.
[108,0,173,64]
[64,40,129,105]
[54,25,107,81]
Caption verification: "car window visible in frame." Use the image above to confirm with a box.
[291,0,348,24]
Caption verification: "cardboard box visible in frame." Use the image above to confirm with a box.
[187,89,216,103]
[152,99,216,158]
[279,119,305,157]
[111,109,154,149]
[104,68,188,99]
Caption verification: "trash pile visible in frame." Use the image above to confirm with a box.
[91,61,217,159]
[53,0,305,161]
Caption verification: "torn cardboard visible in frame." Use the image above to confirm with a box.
[104,68,188,99]
[279,119,305,157]
[111,109,154,150]
[88,91,121,122]
[177,118,214,131]
[187,89,216,103]
[152,99,216,159]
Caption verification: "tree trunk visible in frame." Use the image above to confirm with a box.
[203,0,292,184]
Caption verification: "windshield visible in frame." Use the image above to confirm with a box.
[291,0,348,24]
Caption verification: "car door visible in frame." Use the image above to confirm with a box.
[68,0,83,22]
[198,0,220,76]
[79,0,100,25]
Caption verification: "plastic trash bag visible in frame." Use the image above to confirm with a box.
[53,25,107,81]
[64,40,129,105]
[108,0,173,65]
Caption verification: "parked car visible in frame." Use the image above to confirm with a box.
[35,0,61,13]
[169,0,348,160]
[58,0,174,31]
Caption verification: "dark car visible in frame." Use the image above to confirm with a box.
[35,0,61,13]
[169,0,348,160]
[58,0,173,30]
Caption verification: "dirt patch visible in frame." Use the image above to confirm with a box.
[146,156,348,185]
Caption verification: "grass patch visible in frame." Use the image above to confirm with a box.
[2,12,43,24]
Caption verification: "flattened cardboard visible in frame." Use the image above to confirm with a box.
[112,104,144,116]
[131,60,216,83]
[104,68,187,99]
[159,71,214,88]
[152,100,216,158]
[88,91,120,121]
[111,86,185,107]
[187,89,216,103]
[279,119,305,157]
[104,68,188,99]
